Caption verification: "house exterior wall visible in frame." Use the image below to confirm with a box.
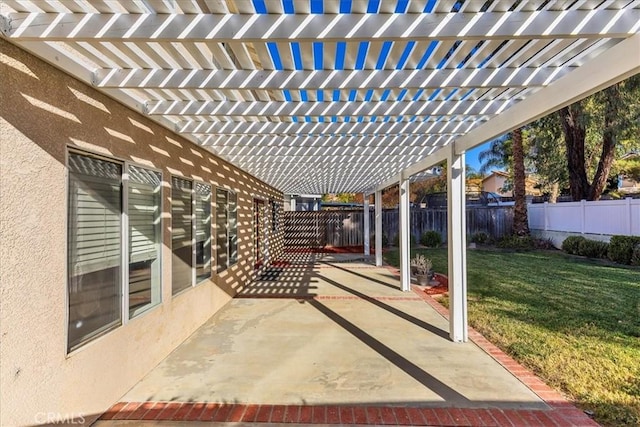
[482,174,511,196]
[0,39,283,426]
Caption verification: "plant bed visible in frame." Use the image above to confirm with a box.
[418,272,448,295]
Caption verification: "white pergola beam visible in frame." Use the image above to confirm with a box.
[94,67,563,90]
[187,120,478,137]
[5,11,638,42]
[148,100,505,117]
[202,134,440,148]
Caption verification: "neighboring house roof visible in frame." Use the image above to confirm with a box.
[481,171,510,182]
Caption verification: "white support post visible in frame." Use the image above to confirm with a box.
[399,175,411,292]
[363,194,370,256]
[447,143,468,342]
[375,190,383,266]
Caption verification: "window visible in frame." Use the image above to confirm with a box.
[128,165,162,318]
[171,176,212,294]
[270,199,279,232]
[67,151,162,351]
[216,188,238,272]
[68,153,122,350]
[171,177,193,294]
[195,182,212,282]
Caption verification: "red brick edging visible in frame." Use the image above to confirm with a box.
[101,401,597,426]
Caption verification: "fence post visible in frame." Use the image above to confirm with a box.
[580,199,586,234]
[626,197,632,235]
[544,202,548,231]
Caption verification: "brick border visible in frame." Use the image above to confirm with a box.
[101,402,597,426]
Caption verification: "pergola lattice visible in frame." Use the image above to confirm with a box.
[2,0,639,342]
[2,0,639,194]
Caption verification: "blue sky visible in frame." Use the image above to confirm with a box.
[466,141,489,172]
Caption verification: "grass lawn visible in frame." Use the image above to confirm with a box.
[384,248,640,427]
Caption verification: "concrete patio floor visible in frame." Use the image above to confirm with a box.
[97,254,597,426]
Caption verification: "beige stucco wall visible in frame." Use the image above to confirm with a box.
[0,39,283,426]
[482,174,510,196]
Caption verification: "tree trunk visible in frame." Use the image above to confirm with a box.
[549,182,559,203]
[588,84,620,200]
[511,128,530,236]
[559,104,590,200]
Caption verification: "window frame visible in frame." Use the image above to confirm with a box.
[66,148,164,353]
[170,174,213,295]
[215,187,238,273]
[125,163,164,319]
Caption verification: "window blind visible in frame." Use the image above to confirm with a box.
[128,166,161,264]
[68,153,122,277]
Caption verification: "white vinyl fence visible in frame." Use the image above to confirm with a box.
[528,198,640,236]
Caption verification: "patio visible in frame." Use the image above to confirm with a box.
[96,255,595,426]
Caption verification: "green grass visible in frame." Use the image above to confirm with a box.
[385,248,640,427]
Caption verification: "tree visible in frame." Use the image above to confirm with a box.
[478,136,511,175]
[511,128,530,236]
[527,114,568,202]
[558,75,640,201]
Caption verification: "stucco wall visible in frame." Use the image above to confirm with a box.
[0,39,283,426]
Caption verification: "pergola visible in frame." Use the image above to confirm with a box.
[2,0,638,342]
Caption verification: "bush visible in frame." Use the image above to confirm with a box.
[497,235,534,250]
[562,236,587,255]
[577,239,609,259]
[471,232,490,244]
[533,238,556,250]
[608,235,640,265]
[420,230,442,247]
[381,234,389,248]
[631,244,640,266]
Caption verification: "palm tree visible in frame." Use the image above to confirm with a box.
[479,130,530,237]
[511,128,530,236]
[478,136,511,176]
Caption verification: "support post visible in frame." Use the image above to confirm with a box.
[375,190,383,266]
[447,143,468,342]
[399,175,411,292]
[363,194,370,256]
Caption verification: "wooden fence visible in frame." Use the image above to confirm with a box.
[283,207,514,248]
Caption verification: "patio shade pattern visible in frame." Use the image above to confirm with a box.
[1,0,639,194]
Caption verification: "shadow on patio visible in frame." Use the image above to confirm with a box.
[96,254,597,426]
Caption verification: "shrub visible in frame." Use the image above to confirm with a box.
[608,235,640,265]
[562,236,587,255]
[471,232,490,244]
[577,239,609,259]
[420,230,442,247]
[381,234,389,248]
[533,237,556,250]
[497,235,534,250]
[631,243,640,266]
